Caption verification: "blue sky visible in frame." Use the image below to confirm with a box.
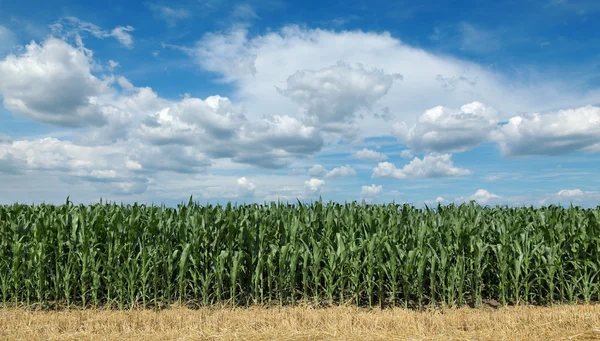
[0,0,599,206]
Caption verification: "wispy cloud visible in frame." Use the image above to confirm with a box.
[0,26,16,56]
[50,17,135,48]
[458,22,501,54]
[232,4,260,20]
[149,4,192,26]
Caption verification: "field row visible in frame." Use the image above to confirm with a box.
[1,200,599,308]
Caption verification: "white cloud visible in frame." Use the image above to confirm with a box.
[557,189,586,198]
[372,153,471,179]
[51,17,135,48]
[326,165,357,178]
[191,25,600,141]
[392,101,498,153]
[353,148,388,161]
[491,105,600,156]
[3,24,600,204]
[108,60,119,69]
[308,164,357,178]
[277,62,402,131]
[236,177,256,197]
[0,137,148,194]
[547,189,600,204]
[468,189,500,204]
[360,184,383,198]
[110,26,135,48]
[400,149,414,159]
[425,196,447,205]
[305,178,325,193]
[0,38,112,127]
[308,164,328,177]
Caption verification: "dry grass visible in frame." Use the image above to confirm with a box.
[1,305,599,341]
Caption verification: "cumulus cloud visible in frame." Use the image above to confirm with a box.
[360,184,383,198]
[451,189,501,205]
[308,164,357,178]
[191,25,600,143]
[400,150,414,159]
[392,102,498,153]
[468,189,500,204]
[0,34,335,199]
[372,153,471,179]
[3,23,600,203]
[0,38,113,127]
[353,148,388,161]
[278,62,402,129]
[236,177,257,197]
[308,164,328,177]
[491,105,600,156]
[0,138,148,194]
[305,178,325,193]
[327,165,357,178]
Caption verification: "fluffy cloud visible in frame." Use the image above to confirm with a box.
[353,148,388,161]
[467,189,500,204]
[372,153,471,179]
[360,184,383,198]
[541,189,600,206]
[392,102,498,153]
[400,150,414,159]
[0,138,148,194]
[305,178,325,193]
[277,62,401,129]
[308,164,356,178]
[0,35,330,198]
[192,25,600,142]
[327,165,357,178]
[308,164,328,178]
[236,177,257,197]
[3,22,600,204]
[451,189,501,205]
[491,105,600,156]
[0,38,113,126]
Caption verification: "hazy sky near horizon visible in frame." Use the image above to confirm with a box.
[0,0,599,206]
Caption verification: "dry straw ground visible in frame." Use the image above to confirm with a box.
[1,305,600,341]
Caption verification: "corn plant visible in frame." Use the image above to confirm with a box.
[0,200,599,309]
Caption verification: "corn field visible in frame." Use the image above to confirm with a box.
[1,199,599,309]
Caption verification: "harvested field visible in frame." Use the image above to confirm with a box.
[1,305,600,341]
